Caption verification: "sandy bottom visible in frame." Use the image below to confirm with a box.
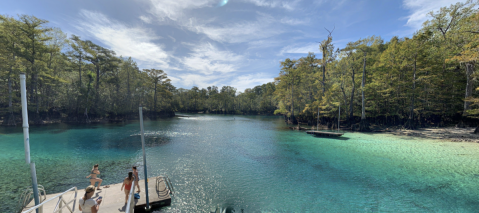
[385,127,479,143]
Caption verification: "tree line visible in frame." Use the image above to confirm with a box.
[274,1,479,131]
[0,15,178,124]
[1,1,478,132]
[0,14,277,125]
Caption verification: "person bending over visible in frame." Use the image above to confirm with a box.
[86,164,103,190]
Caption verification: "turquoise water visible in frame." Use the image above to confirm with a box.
[2,114,479,212]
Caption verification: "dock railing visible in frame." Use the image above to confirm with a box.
[157,175,174,195]
[125,176,136,213]
[17,185,47,213]
[22,187,78,213]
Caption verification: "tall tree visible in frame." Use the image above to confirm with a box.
[145,69,169,118]
[17,15,52,122]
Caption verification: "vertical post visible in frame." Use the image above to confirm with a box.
[21,73,41,213]
[30,163,41,213]
[139,106,150,210]
[20,73,30,164]
[58,195,62,213]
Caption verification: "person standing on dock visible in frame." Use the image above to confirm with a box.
[121,172,134,205]
[132,166,140,192]
[79,185,102,213]
[86,164,103,190]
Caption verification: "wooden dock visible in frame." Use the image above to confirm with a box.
[306,130,344,137]
[22,176,171,213]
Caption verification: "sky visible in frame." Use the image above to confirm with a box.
[0,0,468,92]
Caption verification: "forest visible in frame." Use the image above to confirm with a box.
[0,2,478,132]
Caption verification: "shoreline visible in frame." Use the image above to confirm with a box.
[295,123,479,143]
[384,127,479,143]
[3,117,478,143]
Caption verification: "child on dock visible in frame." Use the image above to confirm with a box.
[132,166,140,193]
[86,164,103,190]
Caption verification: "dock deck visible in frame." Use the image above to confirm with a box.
[306,130,344,137]
[22,176,171,213]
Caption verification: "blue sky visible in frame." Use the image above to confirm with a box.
[0,0,467,92]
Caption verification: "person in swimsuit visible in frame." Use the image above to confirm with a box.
[132,166,140,193]
[121,172,134,204]
[86,164,103,190]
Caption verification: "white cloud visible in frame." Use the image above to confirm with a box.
[174,73,224,89]
[172,72,274,93]
[142,1,288,44]
[76,10,170,68]
[189,13,283,43]
[234,72,274,92]
[280,17,309,25]
[247,39,285,50]
[242,0,301,10]
[402,0,470,30]
[279,42,319,55]
[146,0,216,21]
[182,42,244,75]
[139,15,152,23]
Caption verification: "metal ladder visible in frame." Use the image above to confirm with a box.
[156,175,175,195]
[17,185,47,213]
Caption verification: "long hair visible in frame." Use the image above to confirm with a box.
[128,172,133,181]
[83,185,95,205]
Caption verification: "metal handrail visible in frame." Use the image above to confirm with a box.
[22,187,77,213]
[17,185,47,213]
[125,176,136,213]
[157,175,174,195]
[164,175,174,195]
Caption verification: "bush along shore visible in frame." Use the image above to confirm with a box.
[0,110,175,125]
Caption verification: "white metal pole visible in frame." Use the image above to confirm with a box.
[338,104,340,132]
[20,73,41,213]
[20,73,30,164]
[139,106,150,210]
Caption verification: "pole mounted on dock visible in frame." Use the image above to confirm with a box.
[139,106,150,210]
[20,73,41,213]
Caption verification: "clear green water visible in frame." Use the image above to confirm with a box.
[1,114,479,212]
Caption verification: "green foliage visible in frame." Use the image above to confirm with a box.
[1,3,479,127]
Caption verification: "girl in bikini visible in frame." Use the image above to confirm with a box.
[86,164,103,190]
[121,172,134,204]
[132,166,140,193]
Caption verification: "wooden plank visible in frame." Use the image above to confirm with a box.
[22,176,171,213]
